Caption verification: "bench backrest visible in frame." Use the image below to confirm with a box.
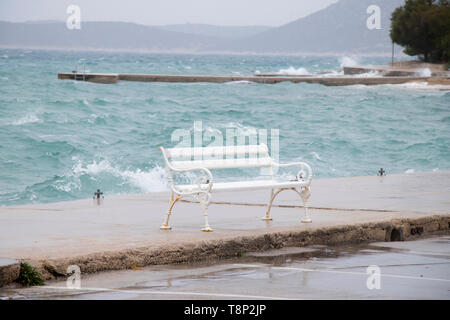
[160,144,273,171]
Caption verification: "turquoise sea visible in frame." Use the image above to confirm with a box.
[0,49,449,206]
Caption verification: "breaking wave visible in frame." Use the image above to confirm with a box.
[12,113,42,125]
[277,67,311,76]
[71,159,168,193]
[339,56,359,68]
[417,68,432,77]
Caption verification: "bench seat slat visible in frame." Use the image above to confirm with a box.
[166,144,269,159]
[171,157,273,170]
[175,179,308,193]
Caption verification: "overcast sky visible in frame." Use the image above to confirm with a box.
[0,0,338,26]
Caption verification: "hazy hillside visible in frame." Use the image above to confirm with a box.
[157,24,273,39]
[218,0,405,53]
[0,21,218,51]
[0,0,406,54]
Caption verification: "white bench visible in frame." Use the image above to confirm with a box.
[159,144,312,231]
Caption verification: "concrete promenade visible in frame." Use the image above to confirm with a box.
[0,171,449,285]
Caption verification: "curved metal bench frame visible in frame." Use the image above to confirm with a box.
[159,145,312,232]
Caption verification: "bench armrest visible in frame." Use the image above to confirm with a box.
[271,161,312,184]
[159,146,213,195]
[172,166,214,195]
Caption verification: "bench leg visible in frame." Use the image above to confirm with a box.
[262,188,279,221]
[263,187,312,223]
[160,193,180,230]
[299,186,312,223]
[196,193,212,232]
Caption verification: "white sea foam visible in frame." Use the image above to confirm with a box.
[12,113,41,125]
[310,152,323,161]
[385,82,450,91]
[225,80,254,84]
[346,84,369,89]
[317,70,344,77]
[405,169,415,174]
[344,81,450,91]
[224,122,258,136]
[54,179,80,193]
[120,166,167,192]
[72,160,168,192]
[277,67,311,76]
[417,68,432,77]
[73,159,112,176]
[325,70,380,78]
[396,82,430,89]
[339,56,359,68]
[353,70,381,77]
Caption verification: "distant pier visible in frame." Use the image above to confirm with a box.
[57,72,442,86]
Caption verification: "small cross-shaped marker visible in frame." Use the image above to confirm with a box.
[93,189,103,199]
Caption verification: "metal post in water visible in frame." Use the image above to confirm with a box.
[391,41,394,67]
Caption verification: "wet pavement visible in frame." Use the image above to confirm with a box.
[1,171,449,262]
[1,235,449,300]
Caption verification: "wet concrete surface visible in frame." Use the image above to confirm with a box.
[1,171,449,262]
[1,235,448,300]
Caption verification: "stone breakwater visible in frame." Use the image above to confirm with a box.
[0,259,20,287]
[57,72,446,86]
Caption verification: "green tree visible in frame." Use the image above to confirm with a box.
[390,0,450,62]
